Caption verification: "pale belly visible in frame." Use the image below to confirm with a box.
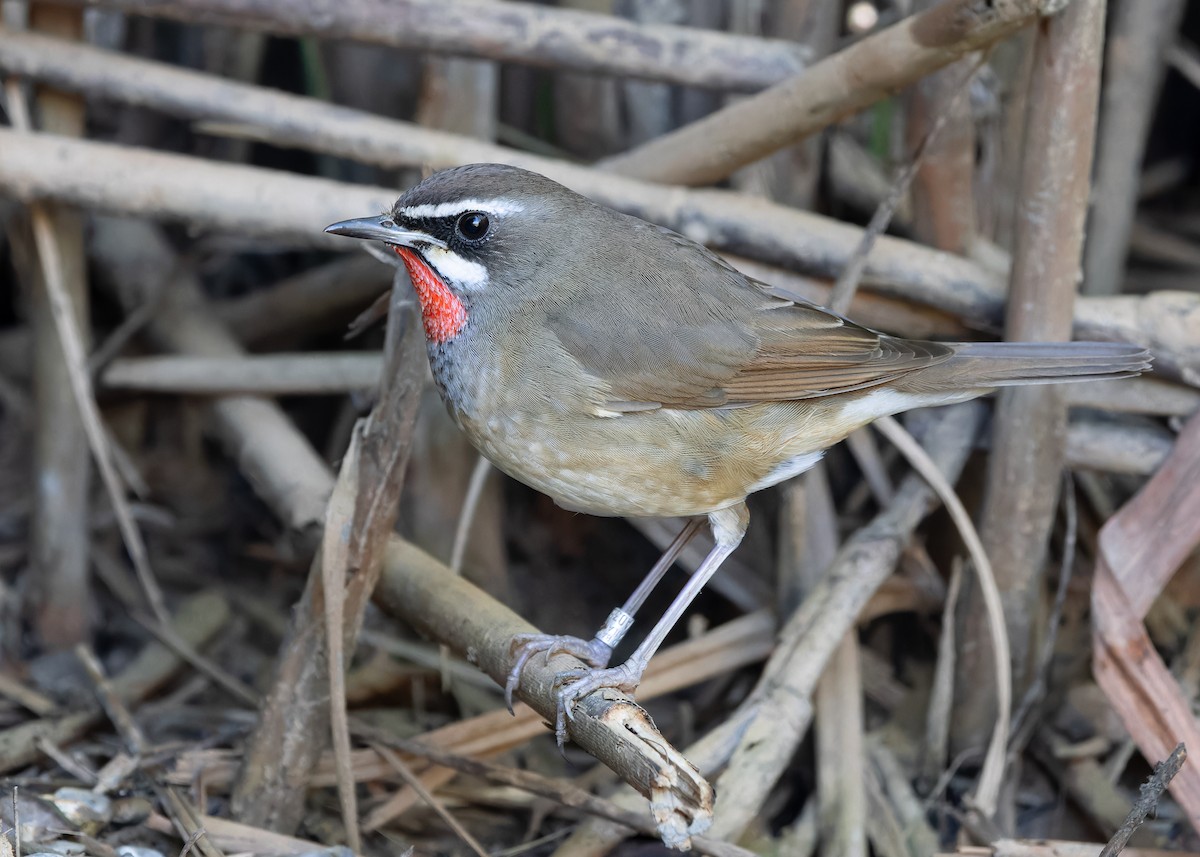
[452,402,829,518]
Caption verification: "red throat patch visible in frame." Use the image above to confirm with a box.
[393,246,468,344]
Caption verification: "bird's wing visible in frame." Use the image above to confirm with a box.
[718,288,954,403]
[545,255,954,410]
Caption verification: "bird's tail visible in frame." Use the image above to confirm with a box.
[896,341,1152,396]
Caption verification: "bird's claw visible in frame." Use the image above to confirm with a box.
[550,662,642,747]
[504,633,613,715]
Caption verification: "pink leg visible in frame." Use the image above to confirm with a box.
[545,505,748,745]
[504,517,705,712]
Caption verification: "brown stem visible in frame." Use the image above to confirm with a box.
[24,2,92,649]
[601,0,1050,185]
[958,0,1107,761]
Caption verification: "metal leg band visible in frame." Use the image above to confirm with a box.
[594,608,635,649]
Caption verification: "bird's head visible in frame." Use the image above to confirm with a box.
[326,163,586,344]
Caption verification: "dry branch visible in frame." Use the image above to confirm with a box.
[376,537,716,849]
[906,0,978,257]
[48,0,806,91]
[21,3,91,649]
[784,465,867,857]
[357,726,755,857]
[0,35,996,303]
[1064,376,1200,417]
[101,354,381,395]
[0,129,1195,380]
[216,257,391,346]
[1063,418,1173,477]
[165,610,774,793]
[601,0,1053,185]
[962,0,1107,757]
[1099,744,1186,857]
[316,293,425,848]
[0,32,1014,310]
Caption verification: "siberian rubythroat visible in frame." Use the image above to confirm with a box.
[327,164,1150,742]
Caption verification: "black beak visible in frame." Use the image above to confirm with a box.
[324,214,447,249]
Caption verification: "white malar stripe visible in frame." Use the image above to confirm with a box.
[424,247,490,292]
[396,198,526,220]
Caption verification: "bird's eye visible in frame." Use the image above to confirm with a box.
[456,211,490,241]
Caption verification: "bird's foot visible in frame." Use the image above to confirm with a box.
[505,633,613,713]
[550,660,645,747]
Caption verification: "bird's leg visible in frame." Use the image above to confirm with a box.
[548,504,748,745]
[504,516,704,712]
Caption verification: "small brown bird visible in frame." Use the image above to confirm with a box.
[328,164,1149,741]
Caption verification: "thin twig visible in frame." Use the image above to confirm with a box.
[1010,473,1078,749]
[2,77,169,626]
[129,610,259,707]
[873,415,1011,817]
[442,455,493,688]
[159,786,225,857]
[1098,744,1187,857]
[354,727,756,857]
[0,674,55,717]
[322,541,358,852]
[827,52,986,315]
[368,742,488,857]
[321,294,425,853]
[924,560,965,783]
[603,1,1033,184]
[75,645,146,757]
[450,456,492,576]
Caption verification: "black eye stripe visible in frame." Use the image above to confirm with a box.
[393,214,455,244]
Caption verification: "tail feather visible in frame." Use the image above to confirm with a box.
[898,341,1152,394]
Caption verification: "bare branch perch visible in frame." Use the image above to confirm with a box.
[50,0,807,91]
[376,537,715,849]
